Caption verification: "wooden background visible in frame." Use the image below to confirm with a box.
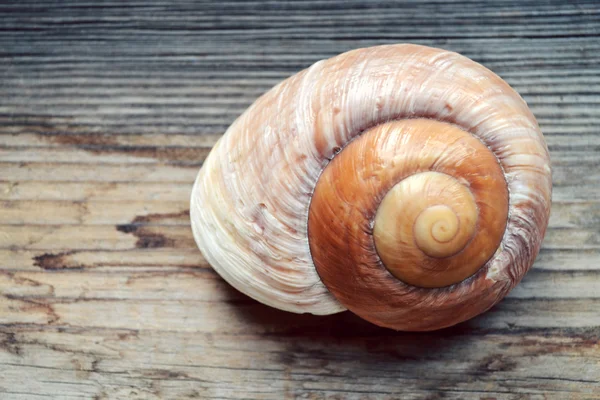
[1,0,599,399]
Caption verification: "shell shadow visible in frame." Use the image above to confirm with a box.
[219,280,482,363]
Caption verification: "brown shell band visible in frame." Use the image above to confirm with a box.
[308,119,509,330]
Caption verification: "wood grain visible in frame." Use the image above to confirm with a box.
[1,0,600,398]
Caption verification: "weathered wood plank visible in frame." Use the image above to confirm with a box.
[0,224,597,252]
[2,297,600,337]
[0,200,189,225]
[3,131,600,149]
[0,326,597,400]
[2,247,599,273]
[0,225,195,250]
[0,268,599,305]
[0,182,191,202]
[0,270,228,302]
[3,132,600,156]
[0,248,205,272]
[0,199,597,227]
[1,103,599,131]
[1,0,599,398]
[1,162,198,182]
[0,133,222,148]
[0,249,206,272]
[0,147,207,165]
[1,155,598,185]
[1,181,597,203]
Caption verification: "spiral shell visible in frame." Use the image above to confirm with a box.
[190,44,552,331]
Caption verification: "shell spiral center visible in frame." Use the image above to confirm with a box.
[422,205,458,244]
[373,171,480,287]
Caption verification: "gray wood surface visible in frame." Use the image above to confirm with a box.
[1,0,599,399]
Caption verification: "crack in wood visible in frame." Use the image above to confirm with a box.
[33,251,83,270]
[0,331,22,355]
[116,224,173,249]
[115,210,190,249]
[3,294,61,324]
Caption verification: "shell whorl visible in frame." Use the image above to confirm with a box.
[190,44,552,331]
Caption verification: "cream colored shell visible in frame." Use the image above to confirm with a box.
[190,44,551,317]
